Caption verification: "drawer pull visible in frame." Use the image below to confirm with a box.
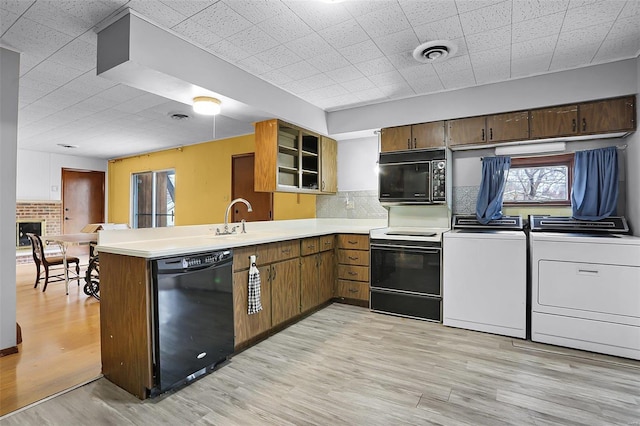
[324,241,331,245]
[348,256,359,260]
[307,245,315,249]
[348,288,358,293]
[348,241,358,245]
[347,271,358,276]
[578,269,599,275]
[282,249,291,254]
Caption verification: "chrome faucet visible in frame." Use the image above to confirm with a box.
[216,198,253,235]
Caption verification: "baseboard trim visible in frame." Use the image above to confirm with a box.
[0,346,18,357]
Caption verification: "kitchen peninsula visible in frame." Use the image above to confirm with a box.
[96,218,385,399]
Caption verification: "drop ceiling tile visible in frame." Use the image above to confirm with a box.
[23,1,95,37]
[414,15,464,42]
[387,50,421,70]
[1,17,74,58]
[38,87,91,110]
[324,65,365,83]
[373,29,420,56]
[260,69,295,86]
[65,71,118,96]
[398,0,458,27]
[561,1,626,32]
[292,74,338,93]
[593,35,640,62]
[224,0,289,24]
[113,93,171,114]
[456,0,505,14]
[356,4,411,39]
[285,32,334,60]
[556,23,612,51]
[512,11,564,44]
[355,87,387,102]
[340,77,376,93]
[226,26,279,56]
[465,25,511,53]
[71,96,120,114]
[0,0,34,15]
[354,56,396,77]
[608,15,640,41]
[512,0,569,23]
[255,45,302,70]
[207,39,251,62]
[171,20,223,48]
[24,60,86,88]
[279,60,322,80]
[317,93,361,110]
[305,84,350,100]
[619,0,640,18]
[192,1,253,39]
[469,46,511,69]
[0,8,19,35]
[343,1,395,17]
[47,37,97,72]
[338,39,384,64]
[306,50,351,73]
[438,67,476,89]
[512,34,558,60]
[399,63,439,81]
[17,53,46,76]
[368,70,407,87]
[18,85,50,107]
[473,61,510,85]
[459,1,511,36]
[125,0,189,28]
[318,19,370,49]
[568,0,602,9]
[159,0,212,17]
[284,0,352,31]
[406,75,444,94]
[257,8,314,44]
[511,52,553,77]
[550,42,600,70]
[237,56,274,76]
[432,54,472,76]
[379,81,415,98]
[96,84,146,103]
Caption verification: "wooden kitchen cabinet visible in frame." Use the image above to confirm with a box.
[381,121,446,152]
[530,105,579,139]
[233,266,272,347]
[579,96,636,135]
[318,249,335,304]
[486,111,529,143]
[447,116,487,146]
[270,257,301,327]
[254,119,337,194]
[335,234,370,304]
[300,235,335,312]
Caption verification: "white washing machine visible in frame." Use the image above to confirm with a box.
[443,215,527,339]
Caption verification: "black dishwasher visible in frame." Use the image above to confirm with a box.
[151,250,233,395]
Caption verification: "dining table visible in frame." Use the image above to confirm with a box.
[45,233,98,295]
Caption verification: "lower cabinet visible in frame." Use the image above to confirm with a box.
[336,234,370,303]
[270,257,301,327]
[233,266,271,348]
[300,235,335,313]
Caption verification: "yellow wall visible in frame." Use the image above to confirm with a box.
[108,134,315,225]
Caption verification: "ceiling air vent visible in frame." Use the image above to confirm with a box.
[413,40,458,63]
[169,113,190,121]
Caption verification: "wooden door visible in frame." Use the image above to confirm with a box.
[233,266,272,348]
[270,258,300,327]
[232,154,273,222]
[62,169,105,234]
[380,126,412,152]
[318,250,335,304]
[320,136,337,193]
[300,255,319,312]
[447,116,487,146]
[579,96,636,134]
[487,111,529,143]
[530,105,578,139]
[412,121,445,149]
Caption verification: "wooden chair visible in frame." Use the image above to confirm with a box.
[26,233,80,292]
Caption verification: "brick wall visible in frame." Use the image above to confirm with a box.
[16,201,62,264]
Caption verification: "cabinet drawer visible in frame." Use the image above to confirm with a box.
[337,234,369,250]
[336,280,369,301]
[338,264,369,282]
[269,240,300,263]
[320,235,335,252]
[338,249,369,266]
[371,290,441,322]
[300,237,320,256]
[233,245,270,271]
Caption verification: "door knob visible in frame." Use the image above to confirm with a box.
[64,217,71,220]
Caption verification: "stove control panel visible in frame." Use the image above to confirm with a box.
[431,160,446,202]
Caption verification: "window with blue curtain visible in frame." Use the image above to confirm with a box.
[476,156,511,225]
[571,146,618,220]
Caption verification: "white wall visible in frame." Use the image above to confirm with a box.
[17,150,108,201]
[0,48,19,352]
[337,135,379,191]
[625,57,640,236]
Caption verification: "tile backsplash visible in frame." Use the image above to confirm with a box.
[452,186,479,215]
[316,190,388,219]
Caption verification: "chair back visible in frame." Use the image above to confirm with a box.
[26,233,44,264]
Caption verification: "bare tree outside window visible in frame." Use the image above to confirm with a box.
[503,154,574,206]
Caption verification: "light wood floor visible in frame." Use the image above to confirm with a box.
[2,303,639,425]
[0,261,101,417]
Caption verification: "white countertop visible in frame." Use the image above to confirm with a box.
[96,218,387,259]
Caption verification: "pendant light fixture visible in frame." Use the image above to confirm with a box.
[192,96,222,115]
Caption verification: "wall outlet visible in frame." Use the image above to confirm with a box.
[345,199,355,210]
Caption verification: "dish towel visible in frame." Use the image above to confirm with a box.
[248,255,262,315]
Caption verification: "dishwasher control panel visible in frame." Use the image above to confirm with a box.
[156,250,232,273]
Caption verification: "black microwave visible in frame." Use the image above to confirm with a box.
[378,149,447,204]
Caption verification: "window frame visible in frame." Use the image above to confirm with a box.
[131,169,176,228]
[503,153,574,207]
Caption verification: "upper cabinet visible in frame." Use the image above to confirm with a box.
[578,96,636,135]
[448,112,529,147]
[530,105,579,139]
[381,121,445,152]
[254,119,337,194]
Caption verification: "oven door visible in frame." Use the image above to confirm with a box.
[378,161,431,203]
[370,243,441,296]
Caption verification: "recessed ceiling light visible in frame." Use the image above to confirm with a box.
[57,143,79,149]
[413,40,458,63]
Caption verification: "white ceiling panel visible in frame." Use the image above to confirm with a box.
[2,0,638,159]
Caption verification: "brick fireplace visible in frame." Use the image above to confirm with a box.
[16,201,62,264]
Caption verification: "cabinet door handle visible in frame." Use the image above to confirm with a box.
[572,118,576,132]
[324,241,331,246]
[321,181,325,191]
[282,248,290,254]
[348,288,358,293]
[578,269,598,275]
[481,128,485,141]
[489,128,493,140]
[272,268,277,280]
[407,139,410,149]
[348,256,359,260]
[413,138,417,149]
[347,271,357,276]
[582,118,587,132]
